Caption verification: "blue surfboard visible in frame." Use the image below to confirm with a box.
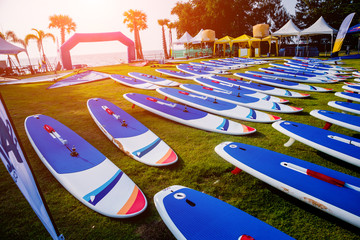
[156,87,281,123]
[335,92,360,103]
[87,98,178,166]
[155,69,197,80]
[154,185,294,240]
[194,77,288,103]
[128,72,180,87]
[328,101,360,115]
[343,84,360,93]
[235,73,333,92]
[123,93,256,135]
[181,84,303,113]
[177,64,229,75]
[110,74,158,89]
[310,109,360,132]
[215,142,360,228]
[272,120,360,167]
[25,114,147,218]
[246,70,337,84]
[209,75,310,98]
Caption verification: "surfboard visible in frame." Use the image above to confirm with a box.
[283,62,348,74]
[272,120,360,167]
[272,63,347,75]
[246,70,337,84]
[128,72,180,87]
[155,69,197,80]
[87,98,178,166]
[335,92,360,103]
[181,84,303,113]
[286,60,353,72]
[200,61,240,70]
[328,101,360,115]
[123,93,256,135]
[178,63,230,74]
[110,74,159,90]
[176,64,215,77]
[189,61,234,70]
[0,72,71,85]
[154,185,295,240]
[209,75,310,98]
[24,114,147,218]
[47,70,109,89]
[235,73,333,92]
[343,84,360,93]
[193,77,288,103]
[310,109,360,132]
[156,87,281,123]
[215,141,360,228]
[258,67,341,81]
[208,60,245,68]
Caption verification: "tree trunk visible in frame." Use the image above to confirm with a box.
[61,28,65,45]
[162,26,168,59]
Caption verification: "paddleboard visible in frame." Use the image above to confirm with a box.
[259,67,341,81]
[200,61,240,70]
[156,87,281,123]
[246,70,337,84]
[47,70,109,89]
[181,84,303,113]
[343,84,360,93]
[193,77,288,103]
[335,92,360,103]
[124,93,256,135]
[154,185,294,240]
[110,74,158,90]
[310,109,360,132]
[272,120,360,167]
[286,59,353,71]
[283,62,347,75]
[235,73,333,92]
[328,101,360,115]
[155,69,196,80]
[0,72,71,85]
[128,72,180,87]
[189,61,234,70]
[177,64,229,74]
[272,63,346,75]
[25,114,147,218]
[215,141,360,228]
[87,98,178,166]
[209,75,310,98]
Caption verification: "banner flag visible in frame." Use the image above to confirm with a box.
[0,93,63,240]
[332,12,355,56]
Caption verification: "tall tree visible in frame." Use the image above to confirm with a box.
[48,14,76,45]
[167,22,176,58]
[171,0,289,39]
[25,29,55,71]
[158,19,170,59]
[123,9,148,60]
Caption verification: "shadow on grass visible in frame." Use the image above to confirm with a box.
[317,151,360,172]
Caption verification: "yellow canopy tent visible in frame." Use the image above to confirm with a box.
[213,36,234,56]
[231,34,279,57]
[231,34,253,57]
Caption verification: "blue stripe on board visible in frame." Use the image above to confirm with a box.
[262,95,271,101]
[285,90,292,96]
[310,85,317,90]
[216,119,229,131]
[132,137,161,158]
[83,170,123,206]
[246,109,256,119]
[272,102,280,110]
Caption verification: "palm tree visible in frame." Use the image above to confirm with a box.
[123,9,148,60]
[25,28,55,71]
[167,22,176,58]
[48,14,76,45]
[158,19,169,59]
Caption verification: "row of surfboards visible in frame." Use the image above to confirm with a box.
[24,58,360,239]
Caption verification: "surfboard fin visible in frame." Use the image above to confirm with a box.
[284,137,296,147]
[231,167,242,175]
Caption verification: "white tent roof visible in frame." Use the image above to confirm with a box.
[300,16,337,36]
[272,19,301,37]
[174,31,193,45]
[190,29,204,44]
[0,38,24,55]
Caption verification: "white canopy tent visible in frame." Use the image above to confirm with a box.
[190,29,204,44]
[0,38,25,70]
[173,31,193,45]
[272,19,301,37]
[300,16,337,51]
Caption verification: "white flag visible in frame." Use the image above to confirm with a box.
[0,93,63,240]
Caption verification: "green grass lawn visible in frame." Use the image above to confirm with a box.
[1,58,360,239]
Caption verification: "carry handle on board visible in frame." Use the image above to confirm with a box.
[101,105,127,126]
[43,124,79,156]
[281,162,360,192]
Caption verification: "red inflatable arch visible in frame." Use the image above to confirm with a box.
[60,32,135,70]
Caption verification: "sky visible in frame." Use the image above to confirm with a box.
[0,0,297,59]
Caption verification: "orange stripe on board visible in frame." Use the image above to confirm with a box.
[156,148,176,164]
[117,186,139,215]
